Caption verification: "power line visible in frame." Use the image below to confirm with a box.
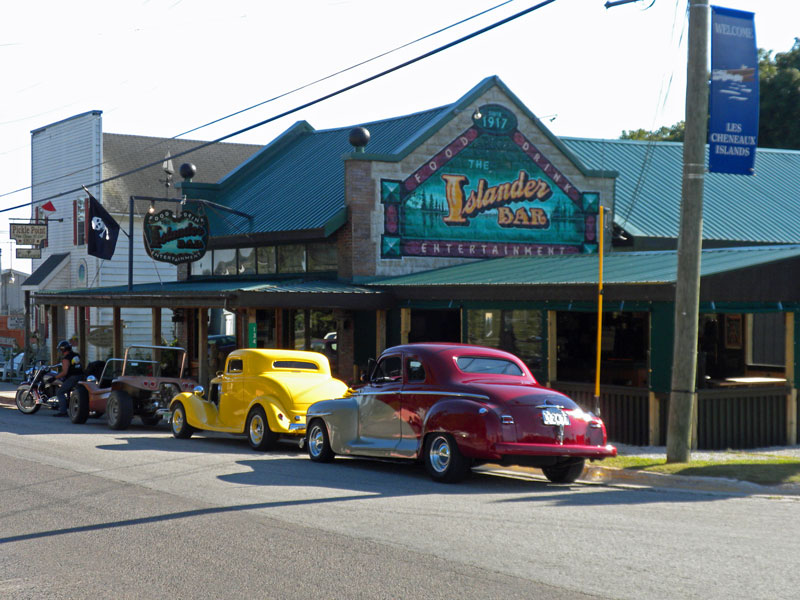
[0,0,519,204]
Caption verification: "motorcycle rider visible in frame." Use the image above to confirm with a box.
[53,340,84,417]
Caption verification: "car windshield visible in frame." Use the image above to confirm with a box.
[455,356,524,376]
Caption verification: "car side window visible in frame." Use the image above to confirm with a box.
[373,356,402,382]
[406,358,425,382]
[227,358,243,374]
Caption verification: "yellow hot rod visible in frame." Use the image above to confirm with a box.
[169,348,348,450]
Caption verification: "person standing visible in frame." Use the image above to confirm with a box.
[53,340,84,417]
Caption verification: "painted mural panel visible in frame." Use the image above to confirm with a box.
[381,104,598,259]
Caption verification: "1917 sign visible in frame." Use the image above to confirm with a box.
[16,248,42,259]
[10,223,47,246]
[143,209,209,264]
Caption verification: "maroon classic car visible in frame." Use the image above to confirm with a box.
[305,343,616,483]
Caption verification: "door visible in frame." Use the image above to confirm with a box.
[354,353,402,455]
[217,355,244,427]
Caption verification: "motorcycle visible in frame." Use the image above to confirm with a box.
[15,361,62,414]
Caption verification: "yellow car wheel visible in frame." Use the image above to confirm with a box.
[246,406,278,451]
[171,402,194,439]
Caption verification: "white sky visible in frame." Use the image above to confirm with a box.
[1,0,798,272]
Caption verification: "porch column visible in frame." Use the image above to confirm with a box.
[78,307,87,364]
[546,310,557,386]
[246,308,257,347]
[49,305,58,364]
[112,307,123,359]
[151,307,162,347]
[198,308,209,387]
[786,312,797,445]
[400,308,411,345]
[376,309,387,356]
[648,392,660,446]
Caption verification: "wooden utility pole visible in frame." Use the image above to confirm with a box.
[666,0,709,463]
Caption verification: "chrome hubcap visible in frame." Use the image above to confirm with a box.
[429,436,451,473]
[309,426,324,457]
[108,399,117,420]
[173,408,184,433]
[250,415,264,444]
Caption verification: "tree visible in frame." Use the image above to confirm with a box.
[619,37,800,149]
[620,122,685,142]
[758,38,800,149]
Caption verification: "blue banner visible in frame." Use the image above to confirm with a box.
[708,6,758,175]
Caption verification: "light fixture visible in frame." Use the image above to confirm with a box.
[472,107,482,121]
[180,195,187,206]
[8,273,14,284]
[148,200,155,214]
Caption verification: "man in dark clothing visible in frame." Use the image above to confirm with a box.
[53,340,84,417]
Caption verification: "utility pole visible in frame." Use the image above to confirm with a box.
[666,0,709,463]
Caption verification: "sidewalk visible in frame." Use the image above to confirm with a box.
[2,380,797,496]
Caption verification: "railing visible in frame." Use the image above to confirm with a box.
[551,382,650,446]
[696,386,788,449]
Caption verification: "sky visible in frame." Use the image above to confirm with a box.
[2,0,798,273]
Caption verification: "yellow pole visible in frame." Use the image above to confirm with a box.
[594,205,604,416]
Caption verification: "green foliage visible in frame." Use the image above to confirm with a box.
[758,38,800,149]
[620,122,685,142]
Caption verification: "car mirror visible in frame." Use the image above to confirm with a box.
[216,370,223,377]
[86,375,97,383]
[193,385,204,397]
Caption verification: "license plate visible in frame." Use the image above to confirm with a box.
[542,409,569,427]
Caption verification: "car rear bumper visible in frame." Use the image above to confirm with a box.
[493,442,617,459]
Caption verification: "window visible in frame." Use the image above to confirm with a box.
[213,249,237,276]
[238,247,256,275]
[257,247,276,274]
[373,356,402,382]
[226,358,243,373]
[192,251,213,276]
[75,198,86,246]
[455,356,523,376]
[407,358,425,382]
[273,360,318,370]
[308,242,337,272]
[467,309,544,377]
[277,244,306,273]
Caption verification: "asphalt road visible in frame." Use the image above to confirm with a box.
[1,404,798,600]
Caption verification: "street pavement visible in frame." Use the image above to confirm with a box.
[1,380,798,497]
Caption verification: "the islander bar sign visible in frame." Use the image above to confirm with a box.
[380,103,599,259]
[708,6,758,174]
[143,209,209,264]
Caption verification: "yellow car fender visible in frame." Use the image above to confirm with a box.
[249,396,299,435]
[171,391,225,430]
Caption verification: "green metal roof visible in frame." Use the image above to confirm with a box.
[369,245,800,286]
[563,138,800,244]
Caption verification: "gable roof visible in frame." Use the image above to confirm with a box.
[180,75,611,240]
[22,253,69,288]
[562,138,800,246]
[101,133,263,215]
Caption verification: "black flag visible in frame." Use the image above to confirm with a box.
[85,189,120,260]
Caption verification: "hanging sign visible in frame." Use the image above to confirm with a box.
[708,6,758,175]
[143,209,209,264]
[10,223,47,245]
[16,248,42,259]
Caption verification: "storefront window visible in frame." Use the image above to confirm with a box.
[257,247,276,274]
[238,247,256,275]
[467,309,544,379]
[307,242,337,272]
[256,309,275,348]
[277,244,306,273]
[213,249,237,276]
[193,251,212,276]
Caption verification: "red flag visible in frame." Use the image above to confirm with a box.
[41,201,56,212]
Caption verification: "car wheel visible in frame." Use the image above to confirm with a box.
[424,433,471,483]
[106,390,134,430]
[171,402,194,439]
[69,386,90,424]
[307,420,334,463]
[246,406,278,451]
[542,458,585,484]
[140,414,162,427]
[15,385,40,415]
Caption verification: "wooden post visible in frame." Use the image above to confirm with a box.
[547,310,557,386]
[376,309,387,356]
[78,307,87,365]
[786,312,797,445]
[113,307,123,360]
[648,392,660,446]
[151,307,162,347]
[400,308,411,345]
[198,308,209,387]
[49,305,58,364]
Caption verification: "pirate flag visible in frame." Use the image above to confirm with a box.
[85,188,120,260]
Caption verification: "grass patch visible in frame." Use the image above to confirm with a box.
[602,455,800,486]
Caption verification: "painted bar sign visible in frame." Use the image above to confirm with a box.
[381,104,599,259]
[708,6,758,175]
[143,209,209,264]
